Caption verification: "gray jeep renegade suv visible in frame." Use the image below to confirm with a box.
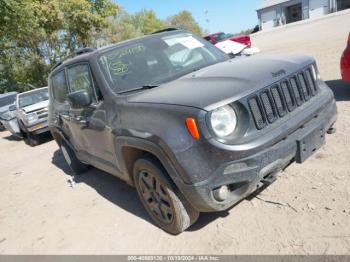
[48,29,337,234]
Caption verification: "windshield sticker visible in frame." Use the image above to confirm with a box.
[109,60,129,76]
[164,38,179,47]
[176,36,204,49]
[107,44,146,61]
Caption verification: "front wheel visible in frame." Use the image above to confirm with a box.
[60,142,89,175]
[24,133,40,147]
[133,157,199,235]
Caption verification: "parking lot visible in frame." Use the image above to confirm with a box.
[0,10,349,254]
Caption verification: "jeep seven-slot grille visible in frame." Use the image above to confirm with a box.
[248,68,318,130]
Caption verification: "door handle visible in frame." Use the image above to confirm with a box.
[75,116,83,121]
[60,114,70,121]
[75,117,89,129]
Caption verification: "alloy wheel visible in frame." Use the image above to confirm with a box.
[138,170,174,224]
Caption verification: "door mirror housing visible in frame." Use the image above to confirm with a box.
[9,104,16,111]
[67,90,92,108]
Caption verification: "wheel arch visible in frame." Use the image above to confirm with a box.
[115,136,186,188]
[49,126,71,149]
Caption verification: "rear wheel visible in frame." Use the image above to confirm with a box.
[133,157,199,235]
[60,141,89,175]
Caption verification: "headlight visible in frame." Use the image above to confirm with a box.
[311,64,320,81]
[26,113,38,122]
[210,105,237,138]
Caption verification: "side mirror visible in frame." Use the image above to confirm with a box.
[9,104,16,111]
[67,90,92,109]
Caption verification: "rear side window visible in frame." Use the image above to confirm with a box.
[52,71,68,103]
[67,64,96,102]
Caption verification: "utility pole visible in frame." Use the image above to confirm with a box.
[204,9,210,34]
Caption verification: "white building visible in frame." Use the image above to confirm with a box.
[257,0,350,30]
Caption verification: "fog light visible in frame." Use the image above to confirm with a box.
[213,185,229,202]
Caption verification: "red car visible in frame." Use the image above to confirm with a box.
[204,32,251,47]
[341,33,350,82]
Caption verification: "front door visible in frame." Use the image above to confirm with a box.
[66,63,117,171]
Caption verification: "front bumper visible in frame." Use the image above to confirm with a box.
[176,98,337,212]
[26,120,49,135]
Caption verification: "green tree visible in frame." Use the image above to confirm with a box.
[0,2,203,93]
[91,9,167,47]
[91,10,142,47]
[131,9,167,35]
[0,0,119,93]
[167,10,203,35]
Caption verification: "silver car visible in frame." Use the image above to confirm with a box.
[0,92,18,131]
[14,87,50,146]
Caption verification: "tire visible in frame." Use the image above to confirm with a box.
[24,133,40,147]
[133,157,199,235]
[60,141,89,175]
[18,121,37,146]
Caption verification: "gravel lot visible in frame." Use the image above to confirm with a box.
[0,10,349,255]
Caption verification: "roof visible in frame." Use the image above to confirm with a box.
[257,0,291,10]
[0,91,17,98]
[18,87,48,96]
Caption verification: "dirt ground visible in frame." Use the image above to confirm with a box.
[0,10,350,255]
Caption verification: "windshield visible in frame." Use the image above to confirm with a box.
[18,89,49,108]
[0,93,16,108]
[99,32,229,94]
[213,32,232,41]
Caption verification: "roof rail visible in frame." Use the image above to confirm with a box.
[151,28,180,34]
[51,47,96,71]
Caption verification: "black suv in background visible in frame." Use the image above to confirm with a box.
[48,29,337,234]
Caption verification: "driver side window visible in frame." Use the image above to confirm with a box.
[67,64,97,103]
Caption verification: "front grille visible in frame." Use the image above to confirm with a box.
[298,73,310,101]
[280,81,296,112]
[35,109,48,119]
[248,67,319,130]
[38,114,48,119]
[36,109,47,115]
[260,91,277,123]
[305,69,317,96]
[248,97,266,130]
[290,77,303,106]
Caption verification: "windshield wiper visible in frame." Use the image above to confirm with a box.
[119,84,159,94]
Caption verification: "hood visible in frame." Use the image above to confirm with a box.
[21,100,49,113]
[0,105,10,114]
[127,54,314,111]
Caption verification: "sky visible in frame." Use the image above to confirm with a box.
[114,0,262,34]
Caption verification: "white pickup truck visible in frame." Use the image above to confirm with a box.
[6,87,50,146]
